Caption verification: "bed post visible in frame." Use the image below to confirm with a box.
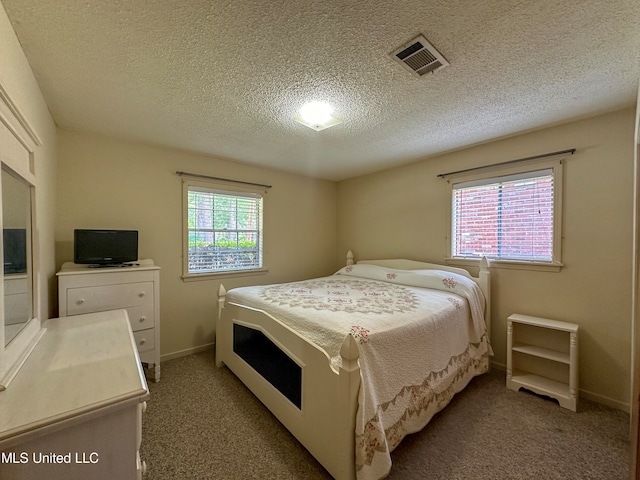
[218,284,227,319]
[479,256,491,342]
[339,334,360,412]
[346,250,354,266]
[337,333,359,480]
[339,334,360,388]
[216,284,227,367]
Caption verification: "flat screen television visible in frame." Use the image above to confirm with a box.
[3,228,27,274]
[74,229,138,266]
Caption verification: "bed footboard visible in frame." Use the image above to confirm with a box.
[216,285,360,480]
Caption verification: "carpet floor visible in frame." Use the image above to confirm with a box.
[140,351,630,479]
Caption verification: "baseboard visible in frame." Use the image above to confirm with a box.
[161,343,215,362]
[490,360,506,372]
[580,389,630,413]
[490,360,630,413]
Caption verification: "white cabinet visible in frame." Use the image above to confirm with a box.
[57,259,160,381]
[506,313,578,411]
[0,310,149,480]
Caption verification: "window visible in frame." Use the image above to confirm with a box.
[183,181,264,277]
[449,160,562,267]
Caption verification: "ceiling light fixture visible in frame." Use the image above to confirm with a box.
[294,101,342,131]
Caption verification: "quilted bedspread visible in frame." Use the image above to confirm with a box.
[226,264,491,480]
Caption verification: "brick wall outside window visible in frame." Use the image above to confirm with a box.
[452,173,553,261]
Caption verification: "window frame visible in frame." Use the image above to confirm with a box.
[181,178,268,281]
[446,158,564,272]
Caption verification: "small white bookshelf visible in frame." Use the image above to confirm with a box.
[506,313,578,411]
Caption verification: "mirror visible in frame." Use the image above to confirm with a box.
[2,166,32,346]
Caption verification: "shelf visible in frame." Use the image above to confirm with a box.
[509,370,571,399]
[507,313,578,412]
[507,313,578,333]
[512,342,570,364]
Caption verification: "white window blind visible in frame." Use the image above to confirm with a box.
[451,169,554,262]
[187,187,263,273]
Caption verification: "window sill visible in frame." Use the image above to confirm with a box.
[446,257,562,273]
[182,268,269,282]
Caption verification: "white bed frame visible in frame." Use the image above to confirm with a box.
[216,252,491,479]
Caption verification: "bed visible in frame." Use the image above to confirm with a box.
[216,253,491,480]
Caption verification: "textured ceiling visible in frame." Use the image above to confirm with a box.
[3,0,640,181]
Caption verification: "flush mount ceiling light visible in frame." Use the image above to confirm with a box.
[294,101,342,131]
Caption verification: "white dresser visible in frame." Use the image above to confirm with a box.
[57,259,161,382]
[0,310,149,480]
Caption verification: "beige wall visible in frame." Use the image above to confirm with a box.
[337,108,636,410]
[0,3,57,321]
[55,129,338,358]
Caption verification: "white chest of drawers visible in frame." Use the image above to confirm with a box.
[57,259,161,381]
[0,310,149,480]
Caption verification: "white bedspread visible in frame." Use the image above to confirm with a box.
[226,264,490,480]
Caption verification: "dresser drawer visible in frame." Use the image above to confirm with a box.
[126,305,155,332]
[133,329,155,353]
[66,282,154,316]
[5,276,28,295]
[5,292,29,325]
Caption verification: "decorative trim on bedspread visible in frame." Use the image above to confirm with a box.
[355,338,489,478]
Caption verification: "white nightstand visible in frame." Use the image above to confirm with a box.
[506,313,578,411]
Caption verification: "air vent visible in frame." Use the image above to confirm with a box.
[390,34,449,76]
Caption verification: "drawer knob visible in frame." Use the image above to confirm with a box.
[139,338,146,345]
[77,299,85,305]
[138,292,145,297]
[139,316,146,323]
